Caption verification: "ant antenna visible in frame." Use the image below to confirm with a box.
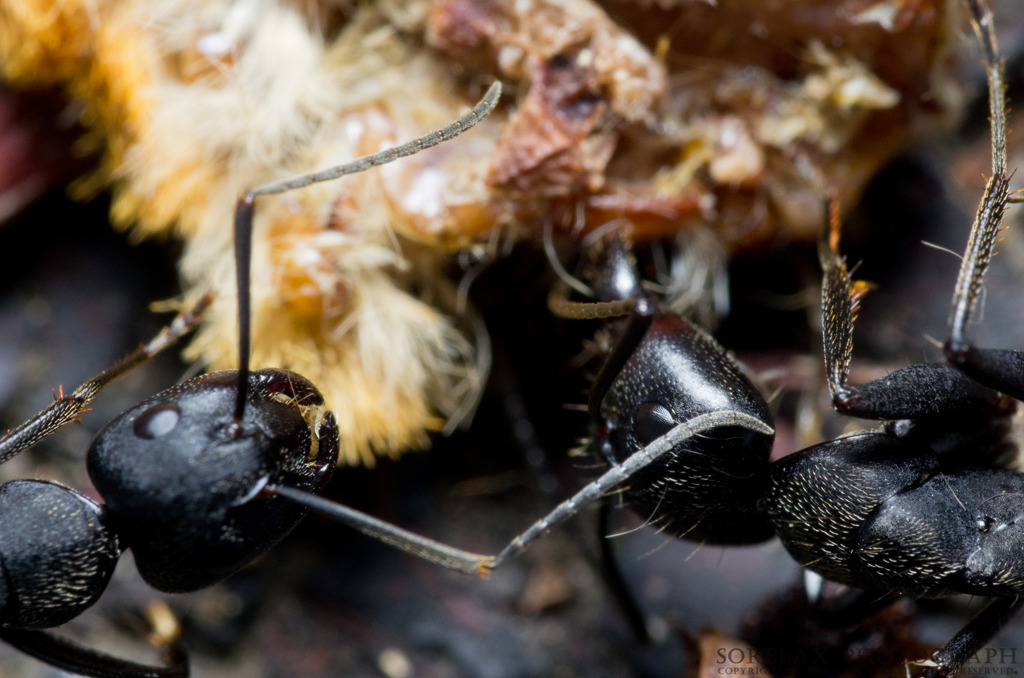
[231,82,502,423]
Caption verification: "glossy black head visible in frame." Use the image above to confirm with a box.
[87,369,338,593]
[596,315,775,544]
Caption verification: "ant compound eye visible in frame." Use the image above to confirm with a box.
[976,516,995,533]
[634,402,676,446]
[133,403,182,439]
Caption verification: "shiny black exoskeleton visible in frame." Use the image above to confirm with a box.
[765,431,1024,601]
[559,236,776,545]
[564,3,1023,673]
[557,211,1020,678]
[89,370,337,593]
[0,348,337,676]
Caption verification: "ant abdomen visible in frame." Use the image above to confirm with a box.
[0,480,120,629]
[87,369,338,593]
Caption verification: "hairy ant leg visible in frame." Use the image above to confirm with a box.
[943,0,1024,401]
[0,299,212,678]
[0,296,211,464]
[818,200,1006,424]
[267,408,771,576]
[819,0,1021,431]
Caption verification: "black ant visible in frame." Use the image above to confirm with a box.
[279,2,1024,675]
[0,84,500,677]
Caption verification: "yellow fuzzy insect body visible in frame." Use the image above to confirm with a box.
[2,0,502,465]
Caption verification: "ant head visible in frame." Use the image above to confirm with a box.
[87,369,338,593]
[595,314,775,544]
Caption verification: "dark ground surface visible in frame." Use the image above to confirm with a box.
[4,14,1024,678]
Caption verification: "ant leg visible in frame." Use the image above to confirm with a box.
[918,596,1023,678]
[597,501,654,644]
[0,630,187,678]
[263,410,773,577]
[815,588,900,628]
[944,0,1024,399]
[0,295,211,464]
[819,202,1000,420]
[0,603,188,678]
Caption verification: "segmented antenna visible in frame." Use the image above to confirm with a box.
[232,82,502,423]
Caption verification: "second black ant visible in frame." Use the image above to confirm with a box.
[292,3,1024,675]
